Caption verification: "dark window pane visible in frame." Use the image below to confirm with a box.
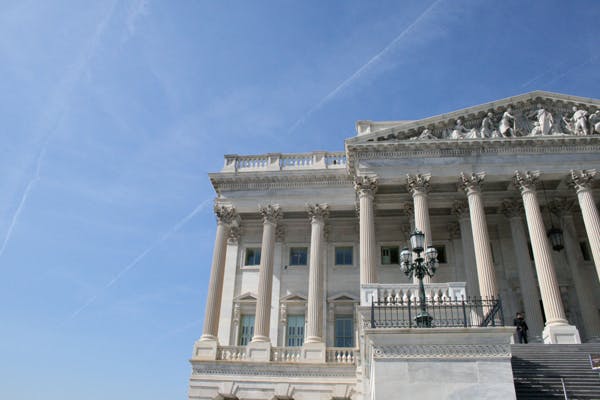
[289,247,308,265]
[245,248,262,266]
[381,246,399,264]
[335,247,353,265]
[334,316,353,347]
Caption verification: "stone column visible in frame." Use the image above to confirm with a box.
[549,198,600,340]
[570,169,600,280]
[458,172,498,301]
[513,170,580,343]
[305,204,329,343]
[499,199,544,339]
[354,176,378,285]
[201,205,237,341]
[193,205,236,360]
[452,200,480,298]
[407,173,432,284]
[218,225,241,345]
[252,204,282,345]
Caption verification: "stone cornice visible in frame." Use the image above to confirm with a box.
[210,170,352,194]
[190,361,357,377]
[372,343,511,360]
[346,135,600,174]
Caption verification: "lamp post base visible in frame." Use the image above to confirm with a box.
[415,312,432,328]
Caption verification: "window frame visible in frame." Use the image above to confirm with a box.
[334,315,354,348]
[286,314,305,347]
[334,245,354,266]
[288,246,308,267]
[243,246,262,268]
[238,314,255,346]
[380,244,400,265]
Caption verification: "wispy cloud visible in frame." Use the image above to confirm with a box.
[287,0,443,134]
[67,198,212,320]
[124,0,149,40]
[0,1,118,259]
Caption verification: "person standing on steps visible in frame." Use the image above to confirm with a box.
[514,312,529,343]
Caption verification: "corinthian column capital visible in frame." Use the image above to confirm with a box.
[451,200,469,219]
[259,204,282,224]
[306,203,330,224]
[227,225,241,244]
[547,197,575,218]
[499,199,524,219]
[513,170,540,194]
[214,204,237,225]
[459,172,485,195]
[406,173,431,196]
[354,175,378,198]
[570,169,597,193]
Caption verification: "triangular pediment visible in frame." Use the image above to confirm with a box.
[328,292,359,302]
[348,91,600,144]
[233,292,257,302]
[280,293,307,303]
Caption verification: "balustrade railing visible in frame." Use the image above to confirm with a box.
[217,346,247,361]
[361,282,467,307]
[271,346,302,362]
[369,297,504,329]
[326,348,357,364]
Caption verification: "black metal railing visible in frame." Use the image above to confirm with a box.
[369,297,504,328]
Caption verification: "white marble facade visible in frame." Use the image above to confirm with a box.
[189,91,600,400]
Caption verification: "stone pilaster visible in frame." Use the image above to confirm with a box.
[252,204,282,344]
[549,198,600,340]
[354,176,378,285]
[458,172,498,301]
[201,205,237,341]
[570,169,600,280]
[514,171,580,343]
[499,199,544,340]
[217,224,242,345]
[407,173,432,284]
[305,204,329,344]
[452,200,480,298]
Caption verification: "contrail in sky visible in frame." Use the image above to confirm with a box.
[67,198,212,320]
[0,1,118,259]
[287,0,442,134]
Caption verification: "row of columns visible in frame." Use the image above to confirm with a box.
[200,169,599,344]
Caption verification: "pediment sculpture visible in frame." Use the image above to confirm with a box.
[387,100,600,142]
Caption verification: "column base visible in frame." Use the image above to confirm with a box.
[543,324,581,344]
[300,341,326,363]
[247,340,272,361]
[192,337,219,360]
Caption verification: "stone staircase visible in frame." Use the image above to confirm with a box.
[511,344,600,399]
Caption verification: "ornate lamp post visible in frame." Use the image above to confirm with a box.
[400,230,439,327]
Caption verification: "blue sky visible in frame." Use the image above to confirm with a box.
[0,1,598,399]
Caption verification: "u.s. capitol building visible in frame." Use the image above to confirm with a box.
[188,91,600,400]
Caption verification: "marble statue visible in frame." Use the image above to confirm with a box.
[569,107,590,135]
[451,118,477,139]
[528,103,554,135]
[590,110,600,134]
[481,112,496,138]
[499,107,515,137]
[411,128,437,140]
[530,121,543,136]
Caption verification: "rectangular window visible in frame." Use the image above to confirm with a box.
[335,316,354,347]
[580,241,592,261]
[286,315,305,347]
[245,248,261,266]
[289,247,308,266]
[335,246,353,265]
[434,245,447,263]
[239,315,255,345]
[381,246,399,265]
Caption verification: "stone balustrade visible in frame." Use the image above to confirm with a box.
[216,345,247,361]
[214,345,358,365]
[222,152,347,172]
[360,282,467,306]
[326,348,357,364]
